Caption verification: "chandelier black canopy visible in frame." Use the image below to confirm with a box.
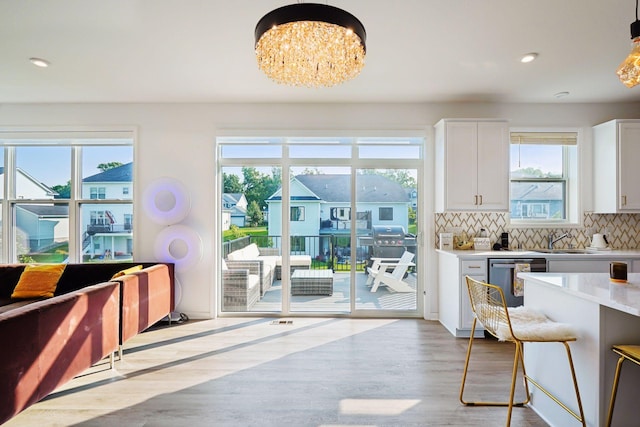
[254,3,367,87]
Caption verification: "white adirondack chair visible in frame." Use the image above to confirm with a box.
[366,251,415,292]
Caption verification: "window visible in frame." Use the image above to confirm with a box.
[290,206,305,221]
[331,207,350,220]
[509,131,578,225]
[122,187,130,195]
[0,129,134,263]
[90,187,106,200]
[379,207,393,221]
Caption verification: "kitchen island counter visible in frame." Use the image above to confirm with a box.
[519,272,640,427]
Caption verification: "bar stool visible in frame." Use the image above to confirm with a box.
[461,276,586,427]
[606,345,640,427]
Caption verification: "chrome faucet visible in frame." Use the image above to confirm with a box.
[548,232,571,249]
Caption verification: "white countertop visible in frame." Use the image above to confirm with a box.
[436,248,640,259]
[519,272,640,317]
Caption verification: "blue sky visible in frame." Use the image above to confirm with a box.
[8,146,133,187]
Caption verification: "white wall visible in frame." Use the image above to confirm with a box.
[1,102,638,319]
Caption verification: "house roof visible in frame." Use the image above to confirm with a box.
[18,204,69,217]
[83,162,132,183]
[511,182,563,201]
[0,167,59,197]
[269,174,410,203]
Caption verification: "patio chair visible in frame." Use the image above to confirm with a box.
[366,251,415,293]
[460,276,585,427]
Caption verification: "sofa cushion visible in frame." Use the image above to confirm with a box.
[111,265,143,279]
[244,243,261,259]
[11,264,66,299]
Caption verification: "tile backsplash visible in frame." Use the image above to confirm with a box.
[434,212,640,249]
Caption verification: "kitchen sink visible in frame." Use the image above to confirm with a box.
[530,248,594,254]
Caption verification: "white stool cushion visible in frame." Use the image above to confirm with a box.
[496,306,577,342]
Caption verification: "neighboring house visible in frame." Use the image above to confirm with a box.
[16,205,69,252]
[0,167,59,199]
[266,174,411,257]
[0,167,65,253]
[82,163,133,259]
[222,193,248,227]
[510,182,564,219]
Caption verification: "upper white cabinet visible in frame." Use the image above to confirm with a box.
[593,119,640,213]
[435,119,509,212]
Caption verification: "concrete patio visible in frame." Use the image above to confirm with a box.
[250,270,418,313]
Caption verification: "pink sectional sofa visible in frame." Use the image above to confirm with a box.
[0,262,175,424]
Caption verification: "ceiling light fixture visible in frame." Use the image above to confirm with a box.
[520,53,538,63]
[29,57,50,68]
[617,0,640,87]
[254,3,366,87]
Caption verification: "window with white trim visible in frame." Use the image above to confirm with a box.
[509,131,579,225]
[0,130,134,263]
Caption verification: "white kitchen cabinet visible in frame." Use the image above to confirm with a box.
[593,119,640,213]
[438,253,486,337]
[435,119,509,212]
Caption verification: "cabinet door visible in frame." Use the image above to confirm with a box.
[460,260,487,330]
[619,122,640,211]
[476,122,509,210]
[445,122,479,210]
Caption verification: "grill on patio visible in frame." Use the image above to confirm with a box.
[360,225,416,262]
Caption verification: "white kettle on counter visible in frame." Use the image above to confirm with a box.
[590,233,608,249]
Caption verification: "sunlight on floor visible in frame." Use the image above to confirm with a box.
[339,398,421,415]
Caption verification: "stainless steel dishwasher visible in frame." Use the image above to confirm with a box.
[487,258,547,306]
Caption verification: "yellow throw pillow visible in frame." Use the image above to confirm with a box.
[111,265,143,279]
[11,264,67,299]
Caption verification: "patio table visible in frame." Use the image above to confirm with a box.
[291,269,334,296]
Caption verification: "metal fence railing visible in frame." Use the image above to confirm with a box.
[223,234,373,272]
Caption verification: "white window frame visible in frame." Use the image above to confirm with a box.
[508,128,582,228]
[0,127,135,263]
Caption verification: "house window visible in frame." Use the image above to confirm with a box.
[90,211,108,225]
[509,131,578,224]
[290,206,305,221]
[331,207,350,220]
[90,187,106,200]
[0,130,134,263]
[379,207,393,221]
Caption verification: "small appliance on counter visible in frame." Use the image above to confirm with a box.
[589,233,610,250]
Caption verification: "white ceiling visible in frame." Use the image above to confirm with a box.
[2,0,640,104]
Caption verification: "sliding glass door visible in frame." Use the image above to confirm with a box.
[218,136,423,317]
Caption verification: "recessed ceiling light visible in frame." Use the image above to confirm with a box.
[554,91,570,98]
[521,53,538,63]
[29,57,50,68]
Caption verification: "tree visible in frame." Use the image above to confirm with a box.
[223,173,243,193]
[52,180,71,199]
[97,162,123,172]
[246,200,264,226]
[242,167,281,210]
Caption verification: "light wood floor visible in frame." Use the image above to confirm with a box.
[7,318,548,426]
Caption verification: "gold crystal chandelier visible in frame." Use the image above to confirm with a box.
[617,0,640,87]
[254,3,366,87]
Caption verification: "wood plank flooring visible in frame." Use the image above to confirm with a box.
[6,318,548,426]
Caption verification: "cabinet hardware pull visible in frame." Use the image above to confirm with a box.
[622,195,627,206]
[468,266,481,269]
[479,195,483,205]
[474,195,478,205]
